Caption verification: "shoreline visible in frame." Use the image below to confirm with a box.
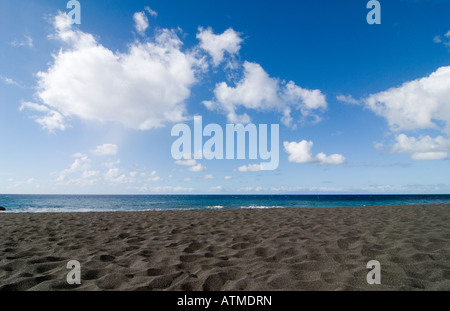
[1,204,450,290]
[1,202,449,214]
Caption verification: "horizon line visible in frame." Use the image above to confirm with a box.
[1,193,450,196]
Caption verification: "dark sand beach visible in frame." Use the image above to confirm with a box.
[1,204,450,291]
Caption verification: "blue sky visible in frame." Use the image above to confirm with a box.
[1,0,450,194]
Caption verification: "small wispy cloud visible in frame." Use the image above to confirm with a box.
[10,34,33,48]
[237,163,263,172]
[336,94,360,105]
[102,159,120,168]
[19,101,66,132]
[433,30,450,48]
[210,185,223,192]
[433,35,442,43]
[92,144,118,156]
[0,75,23,87]
[145,6,158,17]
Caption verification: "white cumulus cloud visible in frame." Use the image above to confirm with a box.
[361,66,450,161]
[57,153,91,183]
[133,11,149,35]
[316,152,347,166]
[204,61,327,126]
[23,12,200,132]
[196,27,243,66]
[175,159,206,172]
[283,140,345,165]
[364,66,450,133]
[54,148,163,188]
[104,168,128,184]
[237,164,263,172]
[147,170,161,182]
[189,163,207,172]
[392,134,450,161]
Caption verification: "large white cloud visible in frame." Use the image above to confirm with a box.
[283,140,345,165]
[23,13,327,133]
[393,134,450,161]
[203,61,327,126]
[363,66,450,161]
[364,66,450,133]
[24,12,200,131]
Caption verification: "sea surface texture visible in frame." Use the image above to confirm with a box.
[1,194,450,213]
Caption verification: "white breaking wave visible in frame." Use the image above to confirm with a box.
[240,205,284,209]
[207,205,224,209]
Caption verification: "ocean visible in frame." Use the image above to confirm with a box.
[1,194,450,213]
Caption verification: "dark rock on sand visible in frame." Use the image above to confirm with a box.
[0,206,6,211]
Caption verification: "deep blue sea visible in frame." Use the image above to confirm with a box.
[0,194,450,213]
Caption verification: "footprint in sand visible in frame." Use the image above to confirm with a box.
[337,237,360,250]
[99,254,115,262]
[183,241,205,253]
